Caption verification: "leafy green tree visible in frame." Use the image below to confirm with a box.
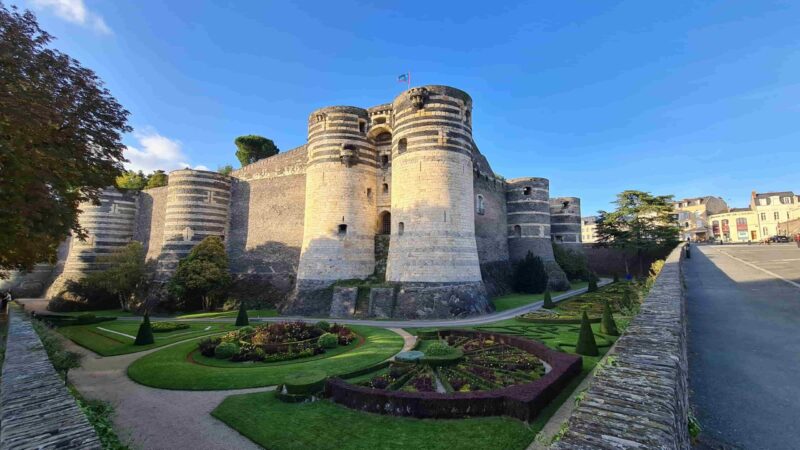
[168,236,231,311]
[218,165,233,176]
[85,242,146,311]
[552,242,590,281]
[600,300,619,336]
[234,135,279,167]
[235,302,249,326]
[575,311,598,356]
[115,170,147,190]
[0,5,130,274]
[145,170,168,189]
[513,251,549,294]
[594,190,680,275]
[542,290,554,309]
[134,313,154,345]
[52,350,82,385]
[588,278,598,292]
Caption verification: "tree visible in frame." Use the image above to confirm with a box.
[52,350,82,385]
[513,252,549,294]
[235,302,249,326]
[588,278,598,292]
[542,290,555,309]
[115,170,147,190]
[0,5,130,275]
[168,236,231,311]
[134,313,154,345]
[575,311,598,356]
[234,135,279,167]
[145,170,168,189]
[552,242,590,281]
[86,242,146,311]
[600,300,619,336]
[218,165,233,176]
[594,190,680,276]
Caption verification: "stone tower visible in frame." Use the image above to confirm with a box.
[294,106,378,297]
[46,188,138,298]
[385,85,491,316]
[506,177,570,291]
[156,169,231,277]
[549,196,583,252]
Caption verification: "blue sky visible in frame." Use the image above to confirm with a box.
[15,0,800,215]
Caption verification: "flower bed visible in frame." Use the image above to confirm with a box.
[327,330,582,422]
[197,321,356,364]
[151,322,191,333]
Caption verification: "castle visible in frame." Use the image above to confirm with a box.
[6,85,583,319]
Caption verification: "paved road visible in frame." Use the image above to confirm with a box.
[686,244,800,450]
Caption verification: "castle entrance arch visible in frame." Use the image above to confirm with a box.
[379,211,391,235]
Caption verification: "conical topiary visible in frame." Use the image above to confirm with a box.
[134,313,154,346]
[235,302,249,326]
[543,290,555,309]
[600,300,619,336]
[613,273,620,283]
[575,311,598,356]
[588,277,598,292]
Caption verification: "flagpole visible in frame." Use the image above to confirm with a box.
[408,71,411,89]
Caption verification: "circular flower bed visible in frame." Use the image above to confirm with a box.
[326,330,582,422]
[198,321,356,364]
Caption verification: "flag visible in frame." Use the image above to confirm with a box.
[397,73,408,83]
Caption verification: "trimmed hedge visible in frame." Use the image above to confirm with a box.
[284,370,327,395]
[326,330,582,422]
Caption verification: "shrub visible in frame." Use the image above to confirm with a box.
[552,243,590,281]
[542,290,554,309]
[513,251,548,294]
[133,314,154,346]
[425,341,452,356]
[613,273,620,283]
[235,302,249,326]
[284,370,327,395]
[316,320,331,331]
[198,337,220,357]
[318,333,338,349]
[600,300,619,336]
[75,313,97,325]
[215,342,239,359]
[151,322,190,333]
[575,311,598,356]
[587,278,598,292]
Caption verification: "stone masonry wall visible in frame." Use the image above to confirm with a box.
[134,185,168,263]
[551,245,689,449]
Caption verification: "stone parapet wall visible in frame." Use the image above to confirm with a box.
[0,308,101,449]
[551,245,688,449]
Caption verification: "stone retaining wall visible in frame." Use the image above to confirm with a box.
[551,245,688,449]
[0,309,100,449]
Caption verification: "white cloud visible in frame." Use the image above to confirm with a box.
[124,131,207,173]
[30,0,111,34]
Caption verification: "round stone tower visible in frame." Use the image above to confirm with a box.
[506,177,570,291]
[46,188,138,298]
[157,169,232,277]
[550,197,583,252]
[385,85,490,318]
[295,106,377,285]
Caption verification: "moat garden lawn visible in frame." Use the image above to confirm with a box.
[490,281,589,312]
[127,325,404,390]
[57,320,239,356]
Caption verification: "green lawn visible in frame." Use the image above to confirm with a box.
[491,281,589,312]
[127,325,404,390]
[59,309,136,318]
[174,309,278,320]
[57,320,238,356]
[212,391,535,450]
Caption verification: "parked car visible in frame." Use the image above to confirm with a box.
[769,235,790,243]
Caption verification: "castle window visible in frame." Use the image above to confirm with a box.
[476,195,485,215]
[513,225,521,238]
[379,211,391,235]
[381,154,389,168]
[554,235,564,243]
[465,110,471,126]
[382,183,389,194]
[398,222,405,236]
[523,187,531,196]
[359,120,366,134]
[338,224,347,237]
[398,138,407,154]
[366,188,372,200]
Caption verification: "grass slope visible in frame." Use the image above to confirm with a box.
[57,320,238,356]
[212,391,535,450]
[491,281,588,312]
[127,325,403,390]
[174,309,278,320]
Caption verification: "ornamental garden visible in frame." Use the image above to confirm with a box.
[28,267,662,450]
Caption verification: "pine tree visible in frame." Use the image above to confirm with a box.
[613,273,620,283]
[134,313,154,345]
[235,302,249,326]
[543,290,555,309]
[600,300,619,336]
[575,311,599,356]
[588,277,598,292]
